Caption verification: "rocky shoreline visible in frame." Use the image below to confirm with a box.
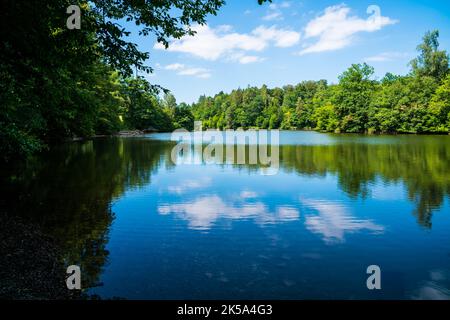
[115,130,145,137]
[0,215,81,299]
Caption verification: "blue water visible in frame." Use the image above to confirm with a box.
[6,131,449,299]
[83,132,450,299]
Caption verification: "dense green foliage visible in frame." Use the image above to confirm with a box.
[192,31,450,134]
[1,0,230,161]
[1,0,448,163]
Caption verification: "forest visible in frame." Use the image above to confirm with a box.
[1,0,228,162]
[1,1,449,163]
[191,30,450,134]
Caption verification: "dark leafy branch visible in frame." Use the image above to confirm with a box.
[0,0,271,161]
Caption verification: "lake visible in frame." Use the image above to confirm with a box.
[3,131,450,299]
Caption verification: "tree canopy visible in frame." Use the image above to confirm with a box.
[191,30,449,135]
[1,0,448,163]
[0,0,256,161]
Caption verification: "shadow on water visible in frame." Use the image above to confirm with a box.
[0,138,173,293]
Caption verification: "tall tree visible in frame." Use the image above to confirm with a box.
[163,93,177,117]
[0,0,270,161]
[429,74,450,131]
[410,30,449,80]
[333,63,376,133]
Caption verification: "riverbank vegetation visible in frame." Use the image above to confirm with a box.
[0,0,230,162]
[1,1,449,164]
[191,30,450,134]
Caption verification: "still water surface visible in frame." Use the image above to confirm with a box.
[4,131,450,299]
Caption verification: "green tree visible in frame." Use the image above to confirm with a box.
[185,30,449,136]
[429,74,450,132]
[312,103,339,132]
[410,30,449,80]
[173,103,195,131]
[0,0,273,161]
[122,77,173,131]
[162,93,177,118]
[333,63,376,133]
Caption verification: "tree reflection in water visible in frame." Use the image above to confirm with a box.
[1,138,173,291]
[1,134,449,292]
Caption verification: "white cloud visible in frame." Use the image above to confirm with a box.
[263,2,291,21]
[155,24,300,64]
[164,63,185,71]
[299,4,398,55]
[216,24,233,33]
[263,11,283,21]
[364,51,410,62]
[229,53,266,64]
[154,24,265,61]
[253,26,301,48]
[178,67,210,77]
[239,55,265,64]
[195,73,212,79]
[240,190,259,199]
[164,63,211,79]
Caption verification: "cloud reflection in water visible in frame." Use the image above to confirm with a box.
[158,194,299,230]
[302,199,385,244]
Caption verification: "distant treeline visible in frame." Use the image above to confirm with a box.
[191,31,450,135]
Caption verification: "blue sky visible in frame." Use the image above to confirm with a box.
[130,0,450,104]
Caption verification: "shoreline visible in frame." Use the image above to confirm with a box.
[67,128,450,143]
[0,215,81,300]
